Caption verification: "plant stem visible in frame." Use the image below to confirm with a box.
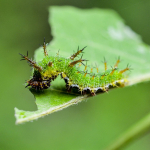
[104,113,150,150]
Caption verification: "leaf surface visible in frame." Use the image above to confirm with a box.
[15,6,150,124]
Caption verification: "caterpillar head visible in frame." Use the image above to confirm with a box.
[26,70,51,90]
[26,78,51,90]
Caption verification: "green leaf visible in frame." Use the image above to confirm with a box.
[15,6,150,124]
[15,76,88,124]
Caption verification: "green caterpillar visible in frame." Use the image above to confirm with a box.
[20,39,130,96]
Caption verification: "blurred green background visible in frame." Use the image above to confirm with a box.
[1,0,150,150]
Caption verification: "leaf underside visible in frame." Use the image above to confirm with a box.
[15,6,150,124]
